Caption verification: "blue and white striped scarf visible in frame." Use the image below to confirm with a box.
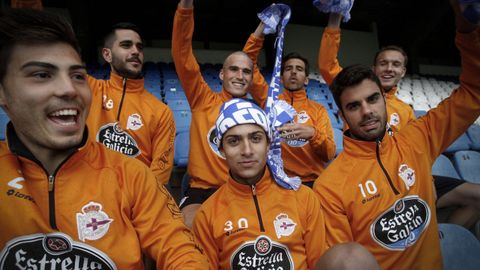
[258,3,301,190]
[313,0,355,22]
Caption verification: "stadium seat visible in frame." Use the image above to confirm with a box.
[164,89,187,100]
[432,154,461,179]
[174,130,189,167]
[313,99,332,111]
[438,223,480,270]
[452,150,480,184]
[444,133,472,154]
[0,113,9,141]
[308,90,328,101]
[467,124,480,150]
[166,99,191,111]
[327,111,344,130]
[414,110,427,118]
[332,128,343,156]
[172,109,192,133]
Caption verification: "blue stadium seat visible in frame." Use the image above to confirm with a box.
[308,90,328,101]
[314,99,332,111]
[452,150,480,184]
[333,128,343,156]
[208,82,223,92]
[414,110,427,118]
[166,99,191,111]
[0,112,9,141]
[444,133,472,154]
[174,131,190,167]
[149,90,163,101]
[467,124,480,151]
[164,89,187,100]
[432,154,461,179]
[172,109,192,133]
[330,100,339,112]
[327,111,344,130]
[438,223,480,270]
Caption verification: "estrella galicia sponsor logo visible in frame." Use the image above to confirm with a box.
[207,125,224,159]
[0,232,117,269]
[371,195,431,251]
[230,235,293,270]
[97,122,140,157]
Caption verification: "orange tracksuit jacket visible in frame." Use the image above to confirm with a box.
[87,72,175,184]
[172,7,237,189]
[193,169,327,269]
[313,30,480,270]
[243,34,336,182]
[318,27,416,130]
[0,127,208,269]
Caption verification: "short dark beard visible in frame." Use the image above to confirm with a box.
[286,84,304,92]
[112,65,142,79]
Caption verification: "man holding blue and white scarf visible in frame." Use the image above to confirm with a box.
[244,5,337,187]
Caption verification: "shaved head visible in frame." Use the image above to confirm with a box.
[223,51,253,70]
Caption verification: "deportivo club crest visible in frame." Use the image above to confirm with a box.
[398,164,415,190]
[389,112,400,126]
[273,213,297,239]
[296,111,309,124]
[96,122,140,157]
[126,113,143,131]
[230,235,294,270]
[76,202,113,242]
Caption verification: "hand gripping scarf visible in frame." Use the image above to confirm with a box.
[258,3,301,190]
[313,0,355,22]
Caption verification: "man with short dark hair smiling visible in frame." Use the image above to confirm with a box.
[314,1,480,268]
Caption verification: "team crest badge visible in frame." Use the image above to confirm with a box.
[273,213,297,239]
[389,113,400,126]
[296,111,309,124]
[126,113,143,131]
[76,202,113,242]
[398,164,415,190]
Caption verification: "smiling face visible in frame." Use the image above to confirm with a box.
[102,29,144,79]
[339,78,387,141]
[373,50,406,92]
[0,42,91,157]
[219,52,253,98]
[220,124,269,185]
[281,58,309,91]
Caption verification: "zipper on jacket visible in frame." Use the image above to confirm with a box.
[48,175,58,230]
[45,154,75,230]
[376,139,399,195]
[116,77,128,121]
[251,185,265,232]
